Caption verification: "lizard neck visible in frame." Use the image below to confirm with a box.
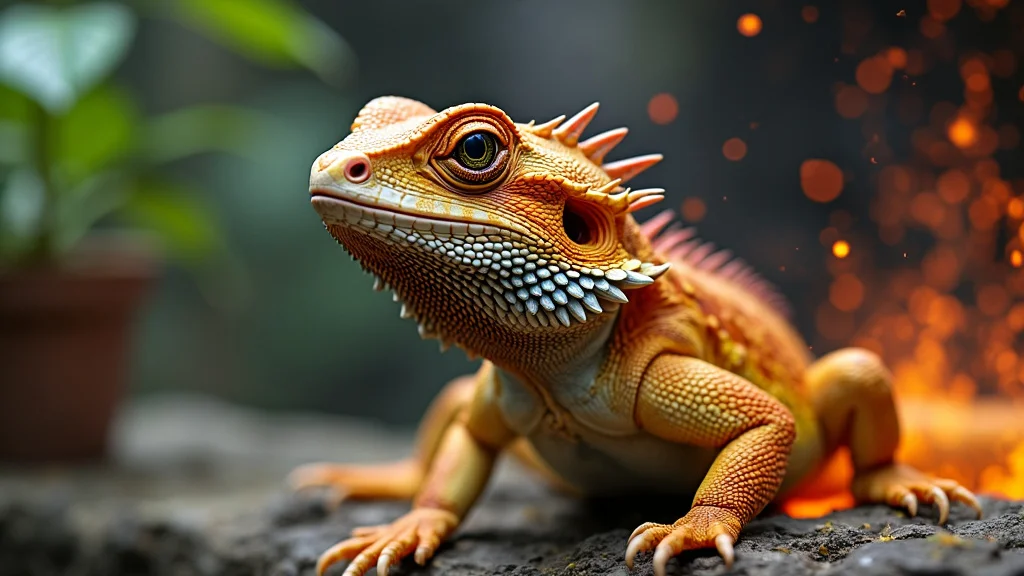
[491,309,618,389]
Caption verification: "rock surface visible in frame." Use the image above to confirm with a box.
[1,395,1022,576]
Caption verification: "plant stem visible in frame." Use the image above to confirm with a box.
[29,101,56,264]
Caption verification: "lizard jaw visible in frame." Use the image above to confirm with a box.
[310,193,668,332]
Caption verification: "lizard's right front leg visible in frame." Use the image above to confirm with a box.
[315,363,515,576]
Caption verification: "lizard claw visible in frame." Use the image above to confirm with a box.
[315,508,457,576]
[715,533,735,567]
[625,506,741,575]
[852,463,981,525]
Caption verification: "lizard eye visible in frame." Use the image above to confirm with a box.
[456,133,495,169]
[435,130,510,190]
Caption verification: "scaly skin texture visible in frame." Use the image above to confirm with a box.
[295,96,982,576]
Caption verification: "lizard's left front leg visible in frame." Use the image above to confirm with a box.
[625,355,795,575]
[316,372,516,576]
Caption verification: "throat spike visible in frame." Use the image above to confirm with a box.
[625,188,666,212]
[552,102,599,146]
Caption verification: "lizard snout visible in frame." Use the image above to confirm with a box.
[310,149,372,190]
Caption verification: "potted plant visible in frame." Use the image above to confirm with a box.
[0,0,352,461]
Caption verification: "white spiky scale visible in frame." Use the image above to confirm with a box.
[330,199,672,333]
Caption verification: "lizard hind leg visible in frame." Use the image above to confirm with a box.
[287,373,477,503]
[805,348,982,523]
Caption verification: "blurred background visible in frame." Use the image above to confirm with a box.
[0,0,1022,497]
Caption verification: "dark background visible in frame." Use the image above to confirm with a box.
[104,0,1022,426]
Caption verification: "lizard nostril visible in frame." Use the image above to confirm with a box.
[343,157,371,183]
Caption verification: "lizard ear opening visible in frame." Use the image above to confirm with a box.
[563,203,593,245]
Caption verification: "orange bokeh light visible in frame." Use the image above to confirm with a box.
[737,13,763,37]
[835,85,868,119]
[1008,198,1024,219]
[856,56,894,94]
[966,73,990,92]
[722,137,747,161]
[832,240,850,258]
[1012,250,1023,268]
[647,93,678,125]
[927,0,962,21]
[681,197,707,223]
[886,47,908,69]
[801,5,819,23]
[830,273,866,311]
[947,117,979,148]
[937,169,971,204]
[801,159,844,203]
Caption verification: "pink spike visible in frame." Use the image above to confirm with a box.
[531,115,565,138]
[579,127,628,163]
[602,154,663,183]
[626,194,665,213]
[639,210,675,239]
[669,240,700,259]
[650,224,682,250]
[698,250,733,271]
[552,102,599,146]
[654,228,697,252]
[718,259,745,278]
[687,242,717,264]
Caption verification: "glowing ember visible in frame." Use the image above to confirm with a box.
[737,13,763,37]
[947,117,979,148]
[647,93,678,125]
[722,137,747,161]
[800,159,844,203]
[832,240,851,259]
[681,197,707,222]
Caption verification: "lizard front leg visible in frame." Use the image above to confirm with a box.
[316,365,516,576]
[625,355,795,575]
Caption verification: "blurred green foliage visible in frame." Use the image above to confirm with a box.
[0,0,353,295]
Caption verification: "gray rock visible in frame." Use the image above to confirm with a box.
[1,395,1021,575]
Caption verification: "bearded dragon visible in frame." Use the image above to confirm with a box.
[296,96,982,576]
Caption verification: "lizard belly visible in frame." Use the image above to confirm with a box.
[493,367,718,496]
[525,426,719,496]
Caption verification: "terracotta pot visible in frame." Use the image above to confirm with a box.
[0,235,158,462]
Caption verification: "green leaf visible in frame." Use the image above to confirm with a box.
[171,0,355,87]
[53,170,131,254]
[118,180,223,264]
[53,85,138,183]
[0,167,44,260]
[0,2,136,114]
[0,121,27,166]
[141,104,270,164]
[117,179,250,311]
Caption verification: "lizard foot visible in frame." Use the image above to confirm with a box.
[625,505,742,576]
[852,463,982,524]
[315,508,457,576]
[287,459,421,508]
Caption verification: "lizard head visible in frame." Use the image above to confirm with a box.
[309,96,669,360]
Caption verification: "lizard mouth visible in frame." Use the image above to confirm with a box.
[310,188,508,238]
